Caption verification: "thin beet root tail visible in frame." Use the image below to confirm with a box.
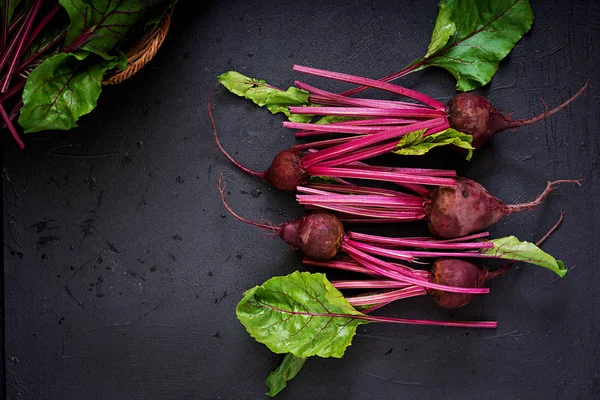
[216,175,281,235]
[503,179,582,214]
[502,81,589,131]
[446,81,589,149]
[208,83,268,180]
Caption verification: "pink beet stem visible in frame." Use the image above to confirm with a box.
[295,80,432,110]
[296,194,424,207]
[285,121,391,135]
[293,136,362,150]
[347,232,494,250]
[0,101,24,149]
[503,81,589,130]
[2,0,43,92]
[301,204,425,220]
[301,118,448,167]
[358,314,497,329]
[208,83,267,180]
[346,286,427,306]
[289,105,445,119]
[302,257,388,277]
[434,232,491,243]
[343,243,491,294]
[297,183,413,197]
[340,62,424,97]
[293,64,446,110]
[341,164,456,177]
[305,165,456,186]
[503,179,582,214]
[332,280,415,289]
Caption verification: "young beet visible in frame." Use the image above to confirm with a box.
[297,178,580,238]
[282,65,588,164]
[208,86,456,192]
[314,212,565,310]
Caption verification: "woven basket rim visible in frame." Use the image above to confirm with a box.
[102,6,174,86]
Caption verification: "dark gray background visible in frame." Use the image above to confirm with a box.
[2,0,599,399]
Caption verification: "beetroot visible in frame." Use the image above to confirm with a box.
[429,259,490,309]
[297,178,580,239]
[278,211,345,260]
[446,85,589,149]
[425,178,579,238]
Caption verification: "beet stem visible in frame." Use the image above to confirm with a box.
[332,280,415,289]
[0,101,24,149]
[305,165,456,187]
[346,286,427,306]
[207,83,268,180]
[504,179,582,214]
[339,61,424,97]
[347,231,494,250]
[342,243,491,294]
[300,118,448,167]
[217,175,280,233]
[289,105,445,119]
[293,64,445,110]
[302,257,387,278]
[503,81,589,130]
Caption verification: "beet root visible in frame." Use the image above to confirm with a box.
[428,259,484,309]
[425,178,581,239]
[446,82,588,150]
[279,212,345,260]
[265,149,309,191]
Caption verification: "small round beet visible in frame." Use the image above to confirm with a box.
[280,212,345,260]
[265,149,309,191]
[429,259,484,309]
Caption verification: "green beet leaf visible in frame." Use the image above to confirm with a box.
[218,71,312,123]
[418,0,534,91]
[481,236,567,277]
[265,353,307,397]
[60,0,167,60]
[236,271,367,358]
[392,128,473,159]
[18,52,121,133]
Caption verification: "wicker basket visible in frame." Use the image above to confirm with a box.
[102,6,174,86]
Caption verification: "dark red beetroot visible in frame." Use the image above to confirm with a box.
[430,259,487,309]
[217,176,343,260]
[425,177,580,238]
[446,83,589,149]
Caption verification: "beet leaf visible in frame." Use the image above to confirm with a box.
[217,71,312,123]
[393,128,473,158]
[18,51,125,132]
[265,353,307,397]
[405,0,534,91]
[481,236,567,277]
[237,271,367,358]
[60,0,167,60]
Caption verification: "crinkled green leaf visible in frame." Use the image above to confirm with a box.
[218,71,312,123]
[265,353,307,397]
[236,271,367,358]
[481,236,567,277]
[392,128,474,159]
[418,0,534,91]
[18,52,120,133]
[60,0,166,60]
[24,26,68,61]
